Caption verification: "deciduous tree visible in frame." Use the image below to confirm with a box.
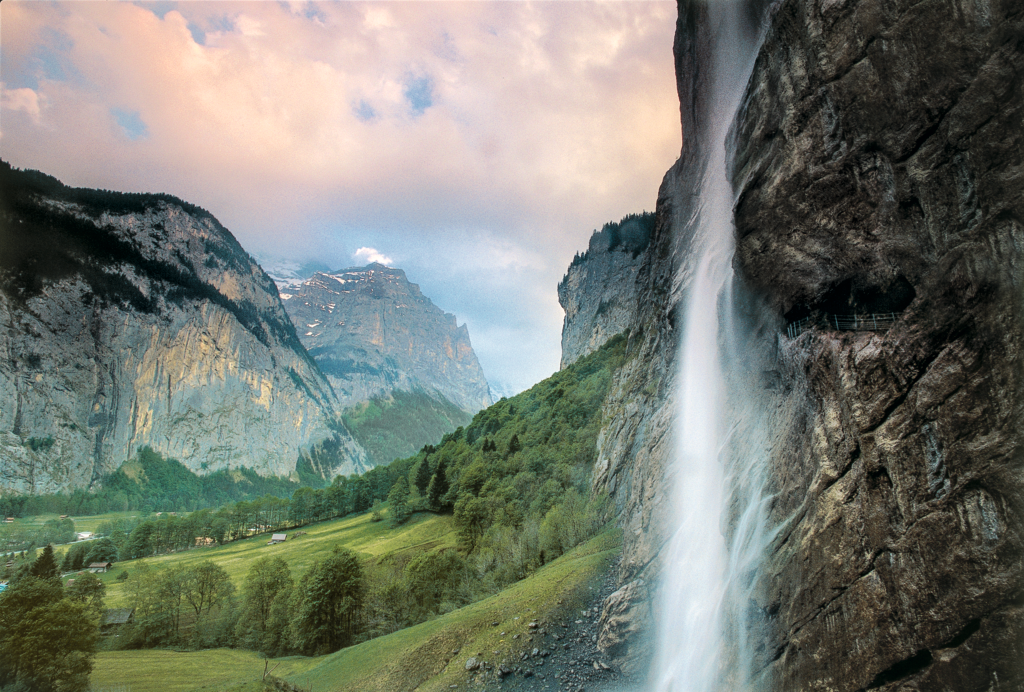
[66,572,106,616]
[236,557,291,652]
[0,577,97,692]
[387,479,410,527]
[291,546,365,655]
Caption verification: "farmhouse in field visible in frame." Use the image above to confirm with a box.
[268,533,287,545]
[88,561,113,573]
[101,608,135,634]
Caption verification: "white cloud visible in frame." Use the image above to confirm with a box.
[1,86,42,122]
[235,15,265,37]
[352,247,394,266]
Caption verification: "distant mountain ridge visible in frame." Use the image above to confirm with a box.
[0,161,368,493]
[281,263,491,413]
[279,263,491,465]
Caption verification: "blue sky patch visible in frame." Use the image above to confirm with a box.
[353,100,378,123]
[302,4,327,23]
[187,22,206,45]
[207,15,235,34]
[403,75,434,117]
[134,1,175,20]
[112,108,149,141]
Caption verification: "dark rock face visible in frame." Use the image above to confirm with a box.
[733,0,1024,689]
[281,264,491,414]
[0,163,365,492]
[586,0,1023,687]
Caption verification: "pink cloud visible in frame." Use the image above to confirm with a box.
[0,0,680,390]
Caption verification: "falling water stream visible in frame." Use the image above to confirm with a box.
[652,2,770,691]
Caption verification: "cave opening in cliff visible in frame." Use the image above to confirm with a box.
[784,275,916,336]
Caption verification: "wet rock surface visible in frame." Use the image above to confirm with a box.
[733,0,1024,689]
[579,0,1024,688]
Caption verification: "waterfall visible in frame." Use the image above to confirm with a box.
[652,2,770,691]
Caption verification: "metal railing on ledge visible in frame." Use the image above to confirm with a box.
[786,312,899,339]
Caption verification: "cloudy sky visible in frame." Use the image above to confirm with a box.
[1,0,681,394]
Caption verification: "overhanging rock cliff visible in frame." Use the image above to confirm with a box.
[587,0,1024,687]
[0,163,367,493]
[734,0,1024,688]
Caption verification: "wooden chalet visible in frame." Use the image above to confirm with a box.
[101,608,135,633]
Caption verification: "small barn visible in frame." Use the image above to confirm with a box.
[88,562,114,573]
[101,608,135,634]
[267,533,287,545]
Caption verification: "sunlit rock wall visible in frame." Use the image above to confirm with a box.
[0,167,366,493]
[281,264,491,413]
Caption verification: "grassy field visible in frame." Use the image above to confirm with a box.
[89,649,316,692]
[6,511,147,534]
[99,510,458,606]
[69,511,149,534]
[288,528,621,692]
[89,528,621,692]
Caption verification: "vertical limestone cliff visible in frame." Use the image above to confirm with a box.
[586,0,1023,688]
[588,1,770,675]
[0,163,367,494]
[558,214,655,370]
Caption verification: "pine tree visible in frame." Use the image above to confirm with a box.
[413,458,432,495]
[427,457,450,511]
[30,544,60,582]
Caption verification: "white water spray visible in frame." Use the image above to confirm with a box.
[652,3,771,691]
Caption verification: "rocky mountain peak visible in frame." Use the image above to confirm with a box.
[281,262,491,415]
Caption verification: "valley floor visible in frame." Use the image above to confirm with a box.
[89,529,623,692]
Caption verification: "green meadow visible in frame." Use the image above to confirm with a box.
[89,528,620,692]
[94,510,458,606]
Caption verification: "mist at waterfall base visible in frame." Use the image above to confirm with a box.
[651,3,774,692]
